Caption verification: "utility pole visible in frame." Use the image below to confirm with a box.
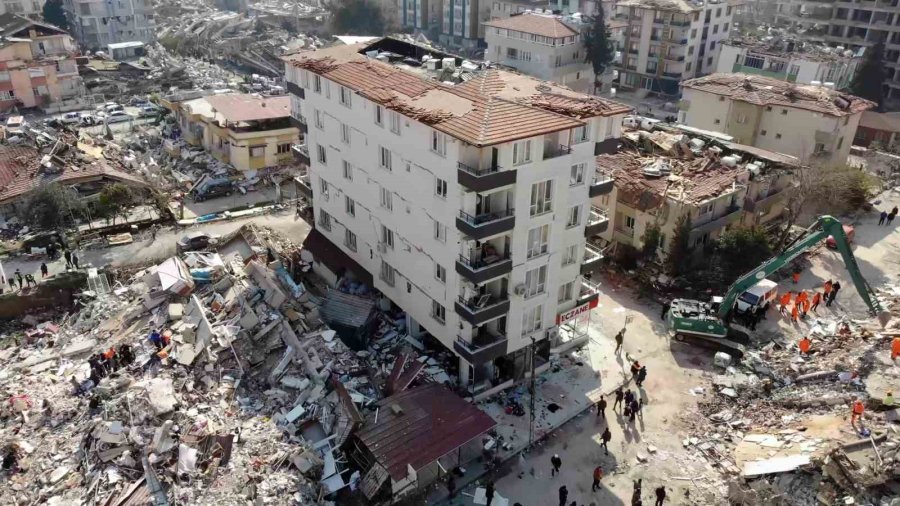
[528,335,537,448]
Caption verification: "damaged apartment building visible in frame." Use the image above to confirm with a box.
[284,37,630,394]
[62,0,155,50]
[590,126,800,256]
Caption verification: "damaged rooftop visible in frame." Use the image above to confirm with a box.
[723,36,864,63]
[283,37,631,147]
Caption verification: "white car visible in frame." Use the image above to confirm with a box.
[5,116,26,136]
[105,110,133,123]
[60,112,81,125]
[622,115,661,131]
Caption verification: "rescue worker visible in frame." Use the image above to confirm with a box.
[810,291,822,313]
[892,337,900,362]
[791,303,800,322]
[796,290,808,306]
[884,392,895,409]
[798,336,812,356]
[801,298,811,318]
[779,292,792,316]
[851,398,865,425]
[792,269,801,284]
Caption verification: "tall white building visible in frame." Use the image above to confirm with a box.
[0,0,43,16]
[614,0,740,96]
[440,0,491,49]
[284,38,628,392]
[62,0,155,50]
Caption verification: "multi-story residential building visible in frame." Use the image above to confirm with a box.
[614,0,739,96]
[396,0,442,32]
[0,14,83,111]
[62,0,155,50]
[854,110,900,147]
[165,94,299,174]
[0,0,43,16]
[440,0,492,49]
[284,38,628,392]
[484,12,594,92]
[774,0,900,105]
[680,73,874,167]
[491,0,552,20]
[716,37,862,88]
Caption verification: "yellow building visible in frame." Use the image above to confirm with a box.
[172,94,299,173]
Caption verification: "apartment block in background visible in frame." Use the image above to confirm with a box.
[62,0,155,50]
[484,12,594,92]
[0,0,43,16]
[614,0,739,96]
[0,14,83,111]
[284,38,629,393]
[716,37,862,88]
[397,0,442,32]
[680,73,874,167]
[440,0,492,49]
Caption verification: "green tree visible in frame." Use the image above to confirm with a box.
[96,183,135,225]
[327,0,386,36]
[665,213,692,276]
[42,0,68,30]
[714,226,772,282]
[18,183,84,230]
[583,4,615,92]
[640,222,662,259]
[849,41,885,109]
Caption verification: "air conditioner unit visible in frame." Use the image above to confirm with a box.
[546,326,559,340]
[513,284,527,296]
[377,243,387,254]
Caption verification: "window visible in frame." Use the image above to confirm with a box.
[761,130,767,136]
[434,220,447,242]
[562,243,578,266]
[380,260,395,286]
[723,23,729,32]
[318,210,332,231]
[566,205,582,228]
[570,163,585,186]
[431,300,446,324]
[698,203,713,215]
[524,265,547,298]
[435,263,446,283]
[339,85,352,107]
[313,74,322,93]
[379,146,392,170]
[380,225,394,249]
[380,187,393,210]
[625,216,636,229]
[527,224,550,258]
[513,139,532,165]
[375,105,384,126]
[736,113,747,124]
[431,130,447,156]
[435,177,448,198]
[314,109,324,129]
[345,196,356,217]
[345,230,357,251]
[389,111,401,134]
[775,133,782,139]
[688,46,694,56]
[317,144,327,164]
[558,280,575,303]
[814,142,826,153]
[716,7,721,16]
[277,143,291,154]
[530,180,553,216]
[520,50,532,61]
[507,47,518,60]
[340,123,351,144]
[766,106,772,111]
[522,304,543,335]
[719,96,725,102]
[781,109,788,115]
[342,160,353,180]
[707,56,713,66]
[713,24,718,34]
[714,119,721,125]
[572,125,589,143]
[0,70,10,82]
[837,137,844,150]
[319,178,329,200]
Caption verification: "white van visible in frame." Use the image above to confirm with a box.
[736,279,779,313]
[5,116,26,135]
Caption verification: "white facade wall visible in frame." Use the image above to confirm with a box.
[484,25,593,92]
[716,43,861,88]
[62,0,155,50]
[0,0,43,16]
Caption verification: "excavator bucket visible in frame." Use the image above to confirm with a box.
[878,310,892,328]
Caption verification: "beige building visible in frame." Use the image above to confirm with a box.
[484,12,594,92]
[168,94,299,174]
[680,73,874,167]
[717,37,862,88]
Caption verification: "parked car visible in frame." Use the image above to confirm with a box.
[176,231,220,253]
[60,112,81,125]
[5,116,26,136]
[80,113,99,126]
[105,110,133,123]
[735,279,779,314]
[623,115,661,131]
[192,182,233,202]
[138,105,160,118]
[97,102,123,113]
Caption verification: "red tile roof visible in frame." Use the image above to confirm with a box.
[484,14,579,38]
[356,384,496,481]
[285,41,631,147]
[681,73,875,117]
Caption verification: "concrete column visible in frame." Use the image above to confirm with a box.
[458,356,470,385]
[407,314,424,338]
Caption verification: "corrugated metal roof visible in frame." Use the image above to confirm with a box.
[356,384,496,481]
[321,289,376,328]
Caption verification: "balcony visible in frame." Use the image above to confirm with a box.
[664,54,686,62]
[289,114,308,134]
[577,277,601,307]
[286,81,305,99]
[614,226,635,244]
[584,207,610,237]
[456,208,515,240]
[589,171,614,197]
[690,205,743,241]
[457,162,516,192]
[542,143,571,160]
[662,71,682,79]
[580,243,604,276]
[455,294,510,326]
[296,172,313,199]
[594,139,619,157]
[453,332,509,364]
[456,253,512,284]
[731,62,789,80]
[293,143,310,165]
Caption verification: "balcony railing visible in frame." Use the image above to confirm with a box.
[456,252,512,284]
[455,294,510,326]
[585,206,609,238]
[292,143,310,165]
[543,143,572,160]
[457,162,516,192]
[662,71,682,79]
[580,243,604,276]
[578,277,601,305]
[456,208,515,240]
[453,333,509,364]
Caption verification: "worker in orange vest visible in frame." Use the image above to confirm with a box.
[851,398,865,424]
[810,292,822,313]
[798,336,811,355]
[801,299,811,317]
[779,292,792,316]
[791,303,800,322]
[796,291,809,305]
[792,270,800,284]
[892,337,900,361]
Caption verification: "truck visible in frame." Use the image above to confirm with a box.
[666,215,887,358]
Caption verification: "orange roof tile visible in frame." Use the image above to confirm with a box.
[483,14,578,39]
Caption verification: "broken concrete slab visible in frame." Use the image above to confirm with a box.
[742,455,811,477]
[146,378,177,416]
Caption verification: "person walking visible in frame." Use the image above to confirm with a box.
[655,486,666,506]
[779,291,792,316]
[792,269,800,284]
[791,303,800,323]
[632,479,643,505]
[823,280,833,301]
[628,402,638,424]
[827,281,842,306]
[636,366,647,387]
[810,291,821,313]
[558,485,568,506]
[799,336,812,356]
[24,273,36,287]
[551,454,562,476]
[630,360,641,380]
[601,427,612,454]
[40,263,48,278]
[880,210,889,225]
[64,249,72,268]
[485,481,494,506]
[596,395,607,418]
[613,388,624,411]
[851,398,865,425]
[624,389,635,407]
[801,298,811,318]
[592,465,603,492]
[14,269,23,290]
[446,475,456,501]
[892,206,898,216]
[660,301,670,320]
[72,252,80,269]
[889,211,897,225]
[615,328,625,354]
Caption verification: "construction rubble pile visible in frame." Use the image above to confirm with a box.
[677,283,900,505]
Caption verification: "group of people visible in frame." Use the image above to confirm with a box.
[779,279,841,322]
[0,248,81,294]
[877,206,898,226]
[3,269,37,292]
[74,344,135,394]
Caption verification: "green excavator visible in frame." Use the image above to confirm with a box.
[666,215,887,358]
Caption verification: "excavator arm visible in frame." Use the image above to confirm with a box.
[716,215,884,321]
